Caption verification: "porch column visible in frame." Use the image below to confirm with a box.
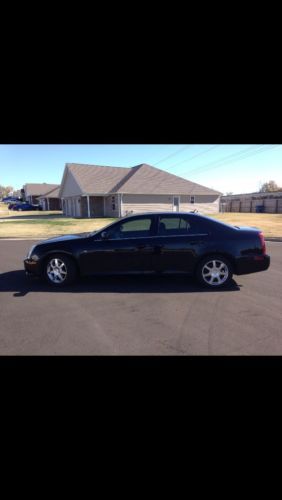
[47,198,50,211]
[119,193,123,217]
[87,196,90,218]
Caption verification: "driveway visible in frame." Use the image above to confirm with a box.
[0,240,281,355]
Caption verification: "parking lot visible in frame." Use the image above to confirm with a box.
[0,240,281,355]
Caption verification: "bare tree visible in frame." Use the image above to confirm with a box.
[259,180,282,192]
[0,185,14,198]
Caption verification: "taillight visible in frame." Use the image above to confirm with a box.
[259,232,266,255]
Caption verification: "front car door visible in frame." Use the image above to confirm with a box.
[80,215,156,275]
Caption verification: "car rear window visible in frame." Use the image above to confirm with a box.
[158,216,192,236]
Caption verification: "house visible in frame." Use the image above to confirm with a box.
[23,183,60,205]
[38,186,62,210]
[220,191,282,213]
[59,163,221,218]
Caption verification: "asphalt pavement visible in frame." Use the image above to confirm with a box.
[0,240,281,355]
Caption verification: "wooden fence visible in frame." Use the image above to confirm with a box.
[222,197,282,213]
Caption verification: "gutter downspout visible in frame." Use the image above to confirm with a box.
[87,195,90,218]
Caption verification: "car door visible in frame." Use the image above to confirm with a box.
[79,215,156,275]
[152,214,210,273]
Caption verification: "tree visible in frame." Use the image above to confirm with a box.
[259,180,282,192]
[0,185,14,197]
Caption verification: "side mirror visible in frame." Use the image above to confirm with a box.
[101,231,109,240]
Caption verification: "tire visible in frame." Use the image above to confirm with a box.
[196,255,233,289]
[44,254,78,286]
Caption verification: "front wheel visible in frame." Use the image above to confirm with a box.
[196,255,233,288]
[44,254,78,286]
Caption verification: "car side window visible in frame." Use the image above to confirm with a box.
[158,216,191,236]
[108,217,153,239]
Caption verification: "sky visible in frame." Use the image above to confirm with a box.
[0,144,282,195]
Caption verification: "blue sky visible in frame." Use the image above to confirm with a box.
[0,144,282,194]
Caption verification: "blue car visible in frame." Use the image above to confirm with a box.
[12,202,43,211]
[2,196,22,203]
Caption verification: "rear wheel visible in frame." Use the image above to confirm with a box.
[196,255,233,288]
[44,254,78,286]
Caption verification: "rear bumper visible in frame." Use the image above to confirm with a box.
[235,254,270,275]
[24,259,41,276]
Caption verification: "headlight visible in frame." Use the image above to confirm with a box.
[27,244,36,259]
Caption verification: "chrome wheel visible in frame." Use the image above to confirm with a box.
[202,259,229,286]
[47,257,67,284]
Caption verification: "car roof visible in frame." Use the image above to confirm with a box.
[122,211,201,217]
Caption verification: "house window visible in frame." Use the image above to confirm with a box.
[190,196,195,204]
[112,196,115,210]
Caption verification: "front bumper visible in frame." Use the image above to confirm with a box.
[24,258,41,276]
[235,254,270,275]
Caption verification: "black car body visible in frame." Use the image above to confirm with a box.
[12,202,42,211]
[24,212,270,288]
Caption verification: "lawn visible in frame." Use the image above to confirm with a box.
[211,213,282,238]
[0,211,117,238]
[0,207,282,238]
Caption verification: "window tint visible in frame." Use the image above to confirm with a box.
[108,217,153,239]
[158,216,191,235]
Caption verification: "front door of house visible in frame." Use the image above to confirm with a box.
[173,196,180,212]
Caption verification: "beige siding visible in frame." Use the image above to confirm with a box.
[60,170,82,197]
[181,195,220,214]
[104,195,120,217]
[121,194,220,215]
[122,194,171,215]
[63,196,81,217]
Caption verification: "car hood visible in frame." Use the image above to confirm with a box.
[40,232,95,244]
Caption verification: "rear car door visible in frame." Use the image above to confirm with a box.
[80,215,156,274]
[152,214,210,273]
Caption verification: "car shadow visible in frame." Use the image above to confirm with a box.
[0,270,242,297]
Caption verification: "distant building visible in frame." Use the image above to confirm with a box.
[38,186,62,210]
[23,183,60,206]
[220,191,282,213]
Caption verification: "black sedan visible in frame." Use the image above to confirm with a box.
[24,212,270,288]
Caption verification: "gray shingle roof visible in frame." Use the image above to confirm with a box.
[24,183,60,196]
[116,163,220,195]
[67,164,131,194]
[63,163,220,196]
[38,186,61,199]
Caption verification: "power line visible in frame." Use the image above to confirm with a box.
[152,145,192,165]
[184,145,281,177]
[187,145,273,176]
[168,144,221,169]
[182,145,261,176]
